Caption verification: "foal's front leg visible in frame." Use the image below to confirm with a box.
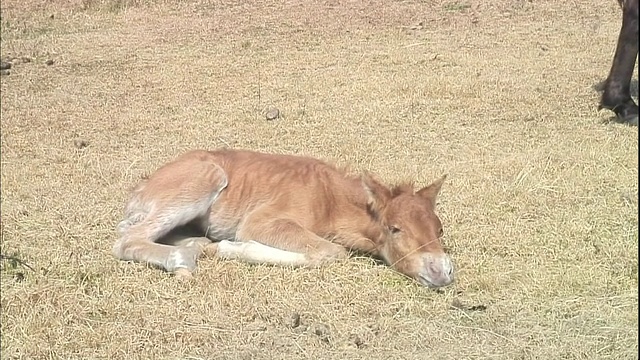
[205,208,348,267]
[204,240,310,267]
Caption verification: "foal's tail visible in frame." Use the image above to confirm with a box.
[116,178,151,237]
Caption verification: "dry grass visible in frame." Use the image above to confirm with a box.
[1,0,637,359]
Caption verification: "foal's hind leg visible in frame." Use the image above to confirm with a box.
[157,222,213,249]
[156,226,215,279]
[113,153,227,277]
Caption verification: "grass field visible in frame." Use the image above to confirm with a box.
[1,0,638,359]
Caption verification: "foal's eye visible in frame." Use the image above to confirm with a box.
[389,226,401,234]
[438,228,444,237]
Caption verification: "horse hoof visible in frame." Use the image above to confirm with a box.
[621,113,639,126]
[613,104,639,126]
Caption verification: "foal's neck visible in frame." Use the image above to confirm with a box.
[330,176,386,256]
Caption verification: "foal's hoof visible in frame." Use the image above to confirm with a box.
[174,268,194,281]
[202,243,219,258]
[166,245,200,274]
[306,245,348,266]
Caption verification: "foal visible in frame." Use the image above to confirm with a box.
[113,149,454,288]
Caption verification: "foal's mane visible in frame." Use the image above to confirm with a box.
[391,182,415,197]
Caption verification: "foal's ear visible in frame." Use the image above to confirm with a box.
[362,172,392,216]
[416,174,447,203]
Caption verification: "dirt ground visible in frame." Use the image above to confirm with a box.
[1,0,637,359]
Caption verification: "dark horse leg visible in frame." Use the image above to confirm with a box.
[600,0,639,125]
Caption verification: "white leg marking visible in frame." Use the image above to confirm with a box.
[165,247,199,272]
[166,250,186,271]
[216,240,308,267]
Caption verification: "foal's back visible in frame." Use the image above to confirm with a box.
[206,149,364,231]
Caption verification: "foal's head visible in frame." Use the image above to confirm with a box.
[363,174,453,288]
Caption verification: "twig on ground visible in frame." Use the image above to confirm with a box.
[0,253,35,271]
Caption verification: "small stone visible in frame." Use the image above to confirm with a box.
[265,107,280,121]
[73,138,89,149]
[285,312,301,328]
[312,323,329,336]
[351,334,364,348]
[310,323,330,342]
[45,59,54,66]
[450,298,465,310]
[1,70,10,76]
[0,61,11,70]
